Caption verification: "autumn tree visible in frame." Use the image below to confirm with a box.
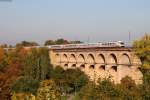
[0,58,22,100]
[36,80,61,100]
[133,34,150,69]
[133,34,150,99]
[0,48,7,71]
[11,47,51,95]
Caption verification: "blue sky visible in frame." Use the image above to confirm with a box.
[0,0,150,45]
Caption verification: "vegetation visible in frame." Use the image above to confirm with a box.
[133,34,150,99]
[36,80,61,100]
[16,41,39,47]
[77,77,142,100]
[0,35,149,100]
[133,34,150,69]
[44,38,82,46]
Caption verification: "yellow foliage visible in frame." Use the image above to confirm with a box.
[36,80,61,100]
[11,92,36,100]
[133,34,150,69]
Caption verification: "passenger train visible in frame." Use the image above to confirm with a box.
[47,41,125,49]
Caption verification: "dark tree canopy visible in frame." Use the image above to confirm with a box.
[44,38,83,46]
[16,41,39,47]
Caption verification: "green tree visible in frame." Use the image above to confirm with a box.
[44,40,55,46]
[55,38,69,45]
[11,77,39,95]
[22,48,50,80]
[119,76,141,100]
[11,47,51,95]
[64,68,88,93]
[16,41,39,47]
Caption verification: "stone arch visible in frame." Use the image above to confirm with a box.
[89,65,95,70]
[120,53,131,66]
[62,54,68,63]
[108,53,117,65]
[69,54,76,63]
[87,54,95,64]
[55,54,60,63]
[80,64,85,71]
[118,53,132,82]
[108,53,117,73]
[80,64,85,68]
[71,64,76,67]
[96,54,105,64]
[99,65,105,71]
[64,63,68,69]
[78,54,85,63]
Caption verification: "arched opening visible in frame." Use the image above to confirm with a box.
[87,54,95,64]
[70,54,76,63]
[80,64,85,71]
[55,54,60,63]
[120,54,131,66]
[78,54,85,63]
[99,65,105,70]
[72,64,76,67]
[89,65,95,70]
[64,64,68,68]
[109,54,117,65]
[111,66,117,72]
[96,54,105,64]
[119,54,132,81]
[62,54,68,63]
[80,64,85,68]
[109,54,117,71]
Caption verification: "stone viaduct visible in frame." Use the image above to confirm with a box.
[49,46,143,84]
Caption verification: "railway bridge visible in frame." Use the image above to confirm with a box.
[49,46,143,84]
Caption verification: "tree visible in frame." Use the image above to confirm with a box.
[55,38,69,45]
[133,34,150,69]
[16,41,39,47]
[38,48,51,80]
[22,48,50,80]
[0,44,8,48]
[0,48,7,71]
[44,40,55,46]
[11,47,51,96]
[36,80,61,100]
[11,77,39,95]
[0,62,22,100]
[64,68,88,93]
[120,76,141,100]
[133,34,150,100]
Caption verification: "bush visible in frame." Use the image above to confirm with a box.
[11,77,39,95]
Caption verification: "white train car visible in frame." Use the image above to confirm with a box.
[48,41,125,49]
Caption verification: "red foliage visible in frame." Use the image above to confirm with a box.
[0,62,22,100]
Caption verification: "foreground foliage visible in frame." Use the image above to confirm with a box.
[36,80,61,100]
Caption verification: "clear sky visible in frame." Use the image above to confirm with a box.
[0,0,150,45]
